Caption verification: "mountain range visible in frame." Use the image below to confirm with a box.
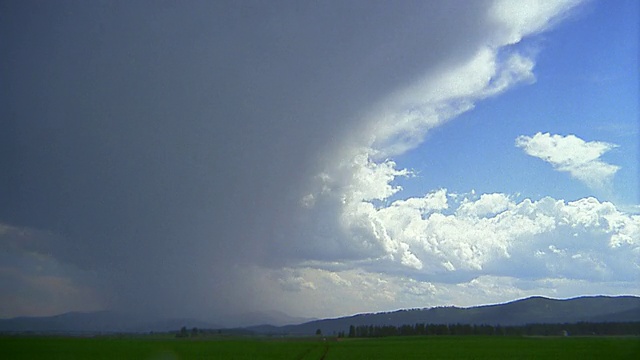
[1,295,638,335]
[252,295,640,336]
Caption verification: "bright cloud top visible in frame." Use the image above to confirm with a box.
[269,190,640,318]
[516,132,620,189]
[312,189,640,277]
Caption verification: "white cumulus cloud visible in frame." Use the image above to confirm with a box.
[273,189,638,318]
[515,132,620,189]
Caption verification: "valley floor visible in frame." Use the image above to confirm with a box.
[1,335,639,359]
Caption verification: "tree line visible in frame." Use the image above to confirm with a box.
[339,322,640,338]
[174,326,254,338]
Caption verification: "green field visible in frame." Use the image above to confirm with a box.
[2,335,638,359]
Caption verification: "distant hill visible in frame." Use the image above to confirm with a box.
[251,295,640,336]
[2,295,638,335]
[0,311,220,334]
[0,309,316,334]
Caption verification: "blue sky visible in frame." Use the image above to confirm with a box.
[1,0,638,325]
[394,0,638,207]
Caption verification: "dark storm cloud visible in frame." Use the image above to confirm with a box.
[1,0,495,319]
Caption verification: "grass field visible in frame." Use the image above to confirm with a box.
[2,335,638,359]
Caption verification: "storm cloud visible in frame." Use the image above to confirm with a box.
[2,0,637,324]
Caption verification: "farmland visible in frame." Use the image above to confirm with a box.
[2,335,638,359]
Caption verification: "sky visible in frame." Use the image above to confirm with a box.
[1,0,638,326]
